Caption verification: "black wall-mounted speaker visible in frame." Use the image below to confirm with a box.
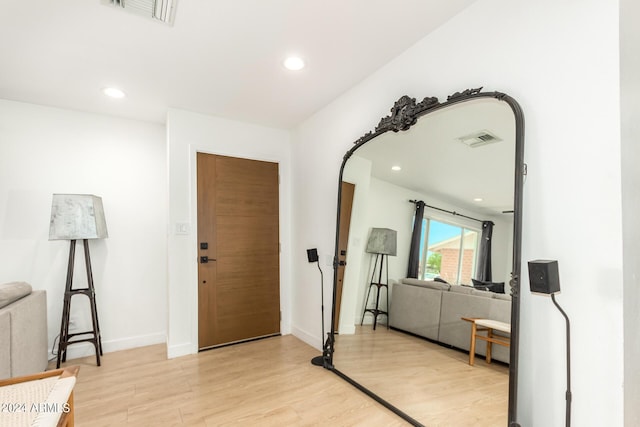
[528,260,561,294]
[307,248,319,263]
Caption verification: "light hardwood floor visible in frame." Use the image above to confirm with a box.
[51,329,507,426]
[334,326,508,426]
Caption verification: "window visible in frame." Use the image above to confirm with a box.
[418,218,480,285]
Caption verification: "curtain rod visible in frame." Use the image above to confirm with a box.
[409,199,487,224]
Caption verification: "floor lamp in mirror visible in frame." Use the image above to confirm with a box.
[361,227,396,330]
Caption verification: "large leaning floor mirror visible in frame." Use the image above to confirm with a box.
[321,88,524,426]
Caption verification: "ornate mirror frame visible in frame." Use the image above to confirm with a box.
[319,88,524,426]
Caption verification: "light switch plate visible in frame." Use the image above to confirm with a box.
[175,222,190,235]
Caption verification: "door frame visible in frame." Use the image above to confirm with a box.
[183,145,291,356]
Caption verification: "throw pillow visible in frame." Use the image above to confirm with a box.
[471,278,505,294]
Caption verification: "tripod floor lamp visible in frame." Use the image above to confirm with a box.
[49,194,108,368]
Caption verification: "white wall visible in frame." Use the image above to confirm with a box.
[291,1,622,426]
[620,0,640,424]
[0,99,167,360]
[166,108,292,358]
[339,155,372,333]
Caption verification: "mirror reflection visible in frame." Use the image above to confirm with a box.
[332,96,517,426]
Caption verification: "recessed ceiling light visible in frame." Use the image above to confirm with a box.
[102,87,126,99]
[391,165,402,171]
[473,197,484,202]
[283,56,305,71]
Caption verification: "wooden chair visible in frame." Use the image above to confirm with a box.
[0,365,79,427]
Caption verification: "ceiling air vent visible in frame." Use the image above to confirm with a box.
[457,130,502,148]
[104,0,177,25]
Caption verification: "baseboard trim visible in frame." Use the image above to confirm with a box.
[339,324,356,335]
[49,332,166,362]
[167,341,194,359]
[291,326,322,350]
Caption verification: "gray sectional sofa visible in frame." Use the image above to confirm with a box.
[0,282,48,379]
[388,278,512,363]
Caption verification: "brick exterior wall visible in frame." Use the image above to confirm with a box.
[438,248,475,284]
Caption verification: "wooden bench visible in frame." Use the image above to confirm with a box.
[0,365,79,426]
[462,317,510,366]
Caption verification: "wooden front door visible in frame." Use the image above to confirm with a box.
[334,181,355,331]
[197,153,280,349]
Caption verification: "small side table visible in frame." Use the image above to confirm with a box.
[462,317,511,365]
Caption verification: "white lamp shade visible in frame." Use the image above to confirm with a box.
[365,228,397,256]
[49,194,108,240]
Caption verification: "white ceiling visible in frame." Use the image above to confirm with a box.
[0,0,476,128]
[349,97,516,216]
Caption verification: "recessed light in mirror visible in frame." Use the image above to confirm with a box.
[283,56,305,71]
[102,87,126,99]
[391,165,402,171]
[473,197,484,202]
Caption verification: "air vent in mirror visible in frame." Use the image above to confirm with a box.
[457,130,502,148]
[103,0,177,25]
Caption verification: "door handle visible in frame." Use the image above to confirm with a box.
[200,256,216,264]
[339,260,346,266]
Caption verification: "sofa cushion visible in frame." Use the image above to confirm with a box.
[448,284,474,295]
[8,291,48,377]
[0,311,10,379]
[470,288,495,298]
[438,291,493,350]
[488,297,512,362]
[0,282,32,309]
[401,278,450,291]
[493,293,512,301]
[390,282,443,340]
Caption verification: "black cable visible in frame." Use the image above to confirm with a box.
[49,334,60,361]
[551,293,572,427]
